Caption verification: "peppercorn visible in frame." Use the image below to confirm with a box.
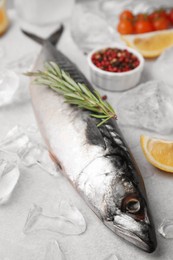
[91,48,140,73]
[102,95,107,100]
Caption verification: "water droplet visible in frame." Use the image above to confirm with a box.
[158,219,173,239]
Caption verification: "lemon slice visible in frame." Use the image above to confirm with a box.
[0,0,9,36]
[122,29,173,58]
[140,135,173,173]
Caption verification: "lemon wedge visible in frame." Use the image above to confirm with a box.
[0,0,9,36]
[122,29,173,58]
[140,135,173,173]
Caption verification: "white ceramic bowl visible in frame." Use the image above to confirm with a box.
[87,44,145,92]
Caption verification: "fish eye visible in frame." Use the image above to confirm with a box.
[122,195,141,214]
[126,198,141,214]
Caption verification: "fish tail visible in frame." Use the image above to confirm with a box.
[21,24,64,46]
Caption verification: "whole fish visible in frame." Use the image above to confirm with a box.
[24,27,157,253]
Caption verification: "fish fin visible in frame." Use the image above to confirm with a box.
[21,24,64,46]
[21,29,44,45]
[48,25,64,46]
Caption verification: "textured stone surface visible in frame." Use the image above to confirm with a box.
[0,8,173,260]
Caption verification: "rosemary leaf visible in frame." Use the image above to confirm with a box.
[50,62,62,78]
[90,114,108,119]
[26,62,117,126]
[65,93,85,100]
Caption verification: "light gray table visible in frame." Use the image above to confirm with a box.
[0,9,173,260]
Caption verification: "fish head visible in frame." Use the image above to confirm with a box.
[104,173,157,253]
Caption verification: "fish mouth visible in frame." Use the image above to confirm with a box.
[104,216,157,253]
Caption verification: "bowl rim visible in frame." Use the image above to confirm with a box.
[87,43,145,77]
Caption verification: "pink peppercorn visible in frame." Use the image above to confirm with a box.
[91,48,140,73]
[102,95,107,100]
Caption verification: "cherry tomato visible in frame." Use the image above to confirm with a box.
[158,9,168,19]
[135,20,153,34]
[152,16,169,31]
[117,20,134,34]
[168,9,173,24]
[149,9,169,21]
[136,13,148,21]
[120,10,134,21]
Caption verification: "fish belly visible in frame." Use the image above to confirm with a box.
[30,80,115,218]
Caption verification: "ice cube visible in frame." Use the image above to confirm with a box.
[0,125,30,155]
[0,125,58,176]
[36,148,59,177]
[71,2,115,53]
[158,219,173,239]
[19,142,41,167]
[0,70,19,107]
[117,81,173,135]
[57,200,87,234]
[25,125,38,136]
[0,53,36,106]
[104,254,119,260]
[152,47,173,87]
[23,201,86,235]
[44,240,66,260]
[0,153,20,204]
[20,142,59,176]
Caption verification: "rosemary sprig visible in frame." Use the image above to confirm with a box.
[26,62,117,127]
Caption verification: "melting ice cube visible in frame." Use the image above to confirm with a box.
[23,201,86,235]
[152,47,173,86]
[0,152,20,204]
[0,70,20,107]
[71,2,115,53]
[44,240,66,260]
[117,80,173,135]
[158,219,173,239]
[104,254,119,260]
[0,125,30,155]
[0,53,37,105]
[21,143,59,176]
[0,125,59,176]
[57,200,87,233]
